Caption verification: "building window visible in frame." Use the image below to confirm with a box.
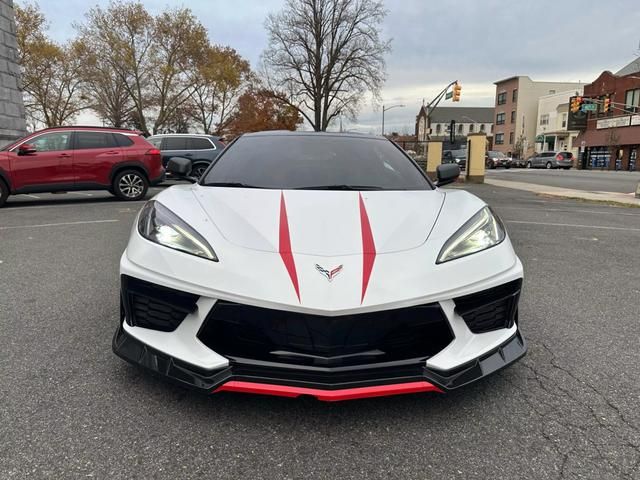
[511,111,516,123]
[497,92,507,105]
[469,124,474,133]
[561,113,567,128]
[491,124,494,133]
[480,124,486,132]
[436,124,442,134]
[512,89,518,102]
[540,114,549,126]
[625,89,640,112]
[509,132,514,145]
[548,89,556,94]
[458,124,464,134]
[495,133,504,145]
[496,112,506,125]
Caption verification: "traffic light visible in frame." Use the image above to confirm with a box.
[571,96,583,113]
[603,96,611,113]
[452,82,462,102]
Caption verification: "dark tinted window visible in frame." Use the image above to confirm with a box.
[203,135,431,191]
[559,152,573,159]
[189,137,214,150]
[27,132,71,152]
[114,133,134,147]
[75,131,118,149]
[163,137,188,150]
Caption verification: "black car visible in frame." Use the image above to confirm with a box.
[147,134,225,179]
[442,149,467,170]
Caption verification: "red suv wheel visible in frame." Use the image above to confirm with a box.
[112,169,149,201]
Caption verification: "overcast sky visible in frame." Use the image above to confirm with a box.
[27,0,640,134]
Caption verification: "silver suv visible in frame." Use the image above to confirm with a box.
[527,151,573,169]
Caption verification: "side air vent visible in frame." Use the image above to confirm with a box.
[454,279,522,334]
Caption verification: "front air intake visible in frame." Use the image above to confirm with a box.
[120,275,199,332]
[453,279,522,334]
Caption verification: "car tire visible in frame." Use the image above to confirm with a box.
[191,162,209,179]
[545,162,552,169]
[526,161,532,169]
[505,165,511,169]
[0,179,8,207]
[112,169,148,201]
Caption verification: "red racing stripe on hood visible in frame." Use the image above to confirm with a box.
[279,191,301,302]
[359,193,376,303]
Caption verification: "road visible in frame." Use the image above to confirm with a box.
[1,185,639,479]
[486,168,640,194]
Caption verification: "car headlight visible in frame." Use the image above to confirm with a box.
[437,206,505,264]
[137,200,218,261]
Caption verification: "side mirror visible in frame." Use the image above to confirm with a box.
[167,157,196,183]
[435,163,460,187]
[18,144,36,155]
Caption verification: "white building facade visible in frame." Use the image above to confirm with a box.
[535,88,584,155]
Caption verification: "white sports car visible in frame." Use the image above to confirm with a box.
[113,132,525,401]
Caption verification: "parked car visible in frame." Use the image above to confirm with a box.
[510,157,528,168]
[485,151,512,169]
[0,126,164,207]
[526,151,573,169]
[442,149,467,170]
[113,131,526,400]
[146,134,225,179]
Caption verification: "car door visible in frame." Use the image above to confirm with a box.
[161,136,189,167]
[72,131,123,186]
[10,131,73,190]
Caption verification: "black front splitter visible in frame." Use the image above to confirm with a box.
[112,325,526,397]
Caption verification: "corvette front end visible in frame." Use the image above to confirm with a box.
[113,132,526,401]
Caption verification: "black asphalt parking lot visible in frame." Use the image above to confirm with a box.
[1,184,639,479]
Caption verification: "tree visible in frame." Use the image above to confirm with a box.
[190,45,252,134]
[226,88,302,137]
[262,0,390,131]
[75,41,134,128]
[16,4,87,127]
[149,7,208,133]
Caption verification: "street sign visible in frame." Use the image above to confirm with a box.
[581,104,597,112]
[445,91,453,100]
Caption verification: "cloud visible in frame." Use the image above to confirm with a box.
[25,0,640,132]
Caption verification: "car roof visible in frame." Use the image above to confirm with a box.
[33,126,142,135]
[241,130,385,141]
[149,133,221,139]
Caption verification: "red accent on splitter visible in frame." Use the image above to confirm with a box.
[279,191,301,302]
[214,380,443,402]
[359,193,376,303]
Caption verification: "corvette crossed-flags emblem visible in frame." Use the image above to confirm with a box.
[315,264,344,282]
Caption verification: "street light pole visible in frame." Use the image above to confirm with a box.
[382,104,406,136]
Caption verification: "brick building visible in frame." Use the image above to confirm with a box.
[574,60,640,170]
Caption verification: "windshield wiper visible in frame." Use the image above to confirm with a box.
[295,184,384,191]
[202,182,264,189]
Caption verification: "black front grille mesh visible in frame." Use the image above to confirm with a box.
[197,301,454,368]
[454,279,522,334]
[121,275,199,332]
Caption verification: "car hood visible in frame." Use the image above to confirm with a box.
[190,186,446,256]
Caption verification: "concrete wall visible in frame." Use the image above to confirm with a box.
[0,0,25,145]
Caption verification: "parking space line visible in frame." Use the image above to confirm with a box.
[497,206,640,217]
[68,192,94,197]
[3,201,147,211]
[506,220,640,232]
[0,219,119,230]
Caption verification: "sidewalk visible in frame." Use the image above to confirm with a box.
[484,178,640,207]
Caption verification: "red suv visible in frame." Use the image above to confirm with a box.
[0,126,164,207]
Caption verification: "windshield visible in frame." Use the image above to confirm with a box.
[450,150,466,158]
[488,151,506,158]
[202,135,432,191]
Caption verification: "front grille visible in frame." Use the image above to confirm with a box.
[121,275,199,332]
[197,301,454,368]
[454,279,522,334]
